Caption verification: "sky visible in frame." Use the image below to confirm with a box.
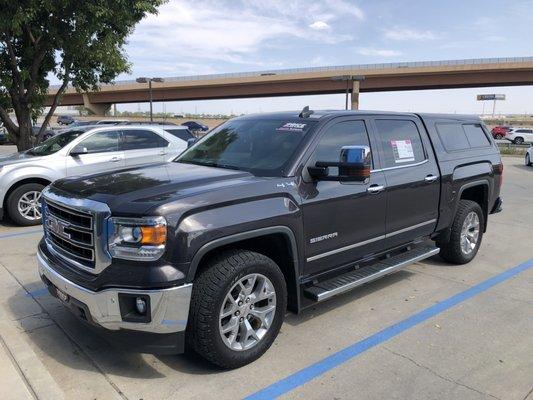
[112,0,533,115]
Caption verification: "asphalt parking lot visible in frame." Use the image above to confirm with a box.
[0,144,531,399]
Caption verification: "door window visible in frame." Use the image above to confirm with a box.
[375,120,426,168]
[121,129,168,150]
[311,120,371,176]
[78,131,120,154]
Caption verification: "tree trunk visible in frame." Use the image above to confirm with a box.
[10,106,34,152]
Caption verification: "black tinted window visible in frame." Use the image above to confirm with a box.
[80,131,120,154]
[375,120,425,168]
[436,123,470,151]
[312,120,371,175]
[516,129,532,133]
[463,124,490,147]
[165,128,194,141]
[122,129,168,150]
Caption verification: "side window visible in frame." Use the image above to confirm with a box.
[463,124,490,147]
[312,120,371,175]
[436,123,470,151]
[121,129,168,151]
[165,128,194,141]
[375,119,426,168]
[79,131,120,154]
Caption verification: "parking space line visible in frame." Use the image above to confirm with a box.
[25,287,49,298]
[0,229,42,240]
[244,259,533,400]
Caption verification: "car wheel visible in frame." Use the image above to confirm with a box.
[526,153,532,166]
[438,200,484,264]
[6,183,45,226]
[495,134,503,140]
[187,249,287,369]
[514,137,524,144]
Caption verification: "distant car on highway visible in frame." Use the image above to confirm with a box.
[56,115,75,125]
[526,145,533,167]
[505,127,533,144]
[182,121,209,133]
[0,125,189,226]
[491,125,511,140]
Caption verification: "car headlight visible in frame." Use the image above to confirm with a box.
[108,216,167,261]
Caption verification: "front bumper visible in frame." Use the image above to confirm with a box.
[37,247,192,335]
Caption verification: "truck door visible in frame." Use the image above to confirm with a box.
[371,117,440,248]
[300,118,387,276]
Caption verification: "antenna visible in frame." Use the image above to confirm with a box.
[299,106,314,118]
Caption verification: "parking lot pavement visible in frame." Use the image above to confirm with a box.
[0,156,531,400]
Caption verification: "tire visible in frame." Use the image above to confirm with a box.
[187,249,287,369]
[526,153,532,166]
[6,183,45,226]
[514,137,524,144]
[438,200,484,265]
[495,134,503,140]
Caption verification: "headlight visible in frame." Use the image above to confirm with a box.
[108,216,167,261]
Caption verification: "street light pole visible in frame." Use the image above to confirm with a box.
[136,77,164,122]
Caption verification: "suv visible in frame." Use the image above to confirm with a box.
[490,125,510,139]
[37,109,503,368]
[505,127,533,144]
[0,125,188,226]
[57,115,75,125]
[182,120,209,133]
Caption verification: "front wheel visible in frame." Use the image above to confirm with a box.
[514,137,524,144]
[495,134,503,140]
[187,249,287,369]
[6,183,45,226]
[438,200,484,264]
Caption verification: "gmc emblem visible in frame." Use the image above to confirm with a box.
[47,216,71,240]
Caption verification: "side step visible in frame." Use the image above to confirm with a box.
[304,244,440,302]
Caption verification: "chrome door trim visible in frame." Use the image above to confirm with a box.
[371,159,428,173]
[306,219,437,262]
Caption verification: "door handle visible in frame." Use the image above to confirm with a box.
[367,184,385,194]
[109,156,121,162]
[424,174,438,183]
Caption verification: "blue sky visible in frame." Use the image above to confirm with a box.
[116,0,533,115]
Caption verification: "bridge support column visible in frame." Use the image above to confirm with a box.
[351,80,360,110]
[82,94,111,116]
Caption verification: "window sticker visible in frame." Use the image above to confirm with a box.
[390,139,415,163]
[276,122,307,132]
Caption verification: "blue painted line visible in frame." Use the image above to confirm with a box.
[245,259,533,400]
[26,287,49,298]
[0,228,42,240]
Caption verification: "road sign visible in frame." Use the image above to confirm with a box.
[477,94,506,101]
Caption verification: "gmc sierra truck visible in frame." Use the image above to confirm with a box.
[37,109,503,368]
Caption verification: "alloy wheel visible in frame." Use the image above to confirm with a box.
[460,211,480,255]
[17,191,42,221]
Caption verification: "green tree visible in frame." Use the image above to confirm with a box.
[0,0,165,151]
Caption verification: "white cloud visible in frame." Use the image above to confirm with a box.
[309,21,331,30]
[383,28,437,41]
[357,47,402,57]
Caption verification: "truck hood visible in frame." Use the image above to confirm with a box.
[0,151,44,167]
[52,162,269,215]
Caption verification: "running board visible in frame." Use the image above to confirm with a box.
[304,244,440,302]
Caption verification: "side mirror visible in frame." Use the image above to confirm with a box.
[187,138,198,148]
[309,145,371,182]
[70,146,88,156]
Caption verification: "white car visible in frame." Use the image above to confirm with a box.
[0,125,191,226]
[526,145,533,167]
[505,127,533,144]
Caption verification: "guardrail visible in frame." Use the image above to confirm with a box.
[497,142,530,155]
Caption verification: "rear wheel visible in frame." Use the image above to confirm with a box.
[187,249,287,369]
[6,183,45,226]
[514,137,524,144]
[438,200,484,264]
[495,134,503,140]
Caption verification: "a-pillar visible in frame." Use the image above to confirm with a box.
[82,94,111,116]
[351,80,360,110]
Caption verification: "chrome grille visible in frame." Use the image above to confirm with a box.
[44,199,95,268]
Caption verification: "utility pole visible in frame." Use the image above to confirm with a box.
[136,77,164,122]
[332,75,365,110]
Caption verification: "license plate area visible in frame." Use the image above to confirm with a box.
[55,287,70,303]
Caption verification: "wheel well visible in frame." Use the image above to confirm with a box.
[3,178,51,212]
[195,233,299,313]
[460,184,488,230]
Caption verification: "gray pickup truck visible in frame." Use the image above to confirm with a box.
[37,109,503,368]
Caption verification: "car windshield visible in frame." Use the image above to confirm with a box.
[176,118,316,176]
[28,130,85,156]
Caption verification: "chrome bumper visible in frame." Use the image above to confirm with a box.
[37,248,192,334]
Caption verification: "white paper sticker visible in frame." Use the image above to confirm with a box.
[390,139,415,163]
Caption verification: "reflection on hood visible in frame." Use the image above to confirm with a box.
[0,151,41,167]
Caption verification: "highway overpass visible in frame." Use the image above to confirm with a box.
[46,57,533,115]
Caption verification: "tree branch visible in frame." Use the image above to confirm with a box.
[38,76,69,143]
[4,35,25,96]
[25,44,47,100]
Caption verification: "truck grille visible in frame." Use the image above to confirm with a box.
[44,199,95,268]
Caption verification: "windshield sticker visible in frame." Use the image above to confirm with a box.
[277,122,307,132]
[390,139,415,163]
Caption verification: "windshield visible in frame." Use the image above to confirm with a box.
[29,130,85,156]
[176,118,316,176]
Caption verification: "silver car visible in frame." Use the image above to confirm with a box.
[0,125,190,226]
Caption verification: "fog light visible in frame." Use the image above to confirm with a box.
[135,297,147,315]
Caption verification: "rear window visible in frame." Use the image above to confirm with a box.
[165,128,194,141]
[436,123,491,152]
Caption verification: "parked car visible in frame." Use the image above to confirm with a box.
[182,120,209,133]
[36,109,503,368]
[158,125,194,142]
[505,127,533,144]
[490,125,510,139]
[95,119,130,125]
[526,145,533,166]
[0,124,11,145]
[32,125,56,142]
[56,115,75,125]
[0,125,189,226]
[68,121,94,128]
[120,121,176,126]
